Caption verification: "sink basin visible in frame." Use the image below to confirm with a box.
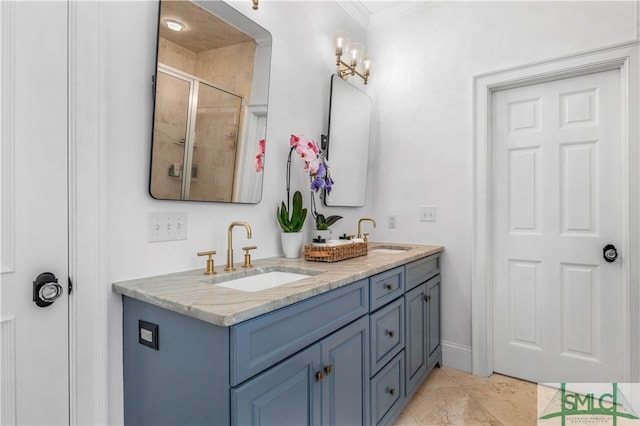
[369,245,413,254]
[215,271,313,292]
[370,248,408,254]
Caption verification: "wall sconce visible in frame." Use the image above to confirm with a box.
[334,31,371,84]
[252,0,259,10]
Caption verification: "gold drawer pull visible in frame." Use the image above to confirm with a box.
[388,387,396,396]
[324,365,333,375]
[424,295,431,302]
[385,283,393,290]
[386,329,395,338]
[316,371,324,381]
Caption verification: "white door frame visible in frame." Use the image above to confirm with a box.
[68,2,109,424]
[472,40,640,381]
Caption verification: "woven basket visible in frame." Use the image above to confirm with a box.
[304,242,368,262]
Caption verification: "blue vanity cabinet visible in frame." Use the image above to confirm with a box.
[231,316,369,426]
[120,251,443,426]
[368,266,407,425]
[427,276,441,368]
[231,342,322,426]
[404,255,442,398]
[370,351,405,425]
[404,282,429,397]
[230,279,369,385]
[122,297,230,426]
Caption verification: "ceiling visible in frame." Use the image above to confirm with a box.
[160,1,254,52]
[159,1,437,53]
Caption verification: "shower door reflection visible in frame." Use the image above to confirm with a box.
[150,65,242,201]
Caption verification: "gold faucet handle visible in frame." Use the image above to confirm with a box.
[242,246,257,268]
[197,250,216,275]
[363,233,369,243]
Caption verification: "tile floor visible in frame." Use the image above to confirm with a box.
[393,366,538,425]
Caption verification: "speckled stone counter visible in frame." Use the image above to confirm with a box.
[112,242,443,327]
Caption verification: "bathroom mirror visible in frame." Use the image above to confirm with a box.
[323,75,372,207]
[149,0,272,203]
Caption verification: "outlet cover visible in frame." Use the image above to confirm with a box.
[419,206,437,222]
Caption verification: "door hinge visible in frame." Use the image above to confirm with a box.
[68,277,73,295]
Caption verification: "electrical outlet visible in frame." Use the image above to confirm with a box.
[388,214,397,229]
[138,320,159,350]
[148,212,187,242]
[419,206,437,222]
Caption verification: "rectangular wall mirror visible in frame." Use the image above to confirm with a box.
[324,75,372,207]
[149,0,272,203]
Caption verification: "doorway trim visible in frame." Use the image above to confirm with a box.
[471,40,640,381]
[68,2,109,424]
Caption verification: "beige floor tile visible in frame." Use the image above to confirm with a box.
[394,367,537,426]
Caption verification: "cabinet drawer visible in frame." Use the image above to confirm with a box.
[370,297,404,376]
[370,351,405,425]
[369,267,404,312]
[406,254,440,291]
[230,279,369,385]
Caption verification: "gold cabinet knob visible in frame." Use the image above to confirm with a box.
[242,246,257,268]
[197,250,216,275]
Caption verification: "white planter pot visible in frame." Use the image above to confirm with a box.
[280,232,304,258]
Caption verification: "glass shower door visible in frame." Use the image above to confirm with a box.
[189,81,242,201]
[150,70,192,200]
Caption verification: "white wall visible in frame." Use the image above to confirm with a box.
[102,1,366,423]
[365,1,637,371]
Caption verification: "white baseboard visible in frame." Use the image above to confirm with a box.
[441,340,473,374]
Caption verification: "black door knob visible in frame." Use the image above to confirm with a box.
[603,244,618,263]
[33,272,63,307]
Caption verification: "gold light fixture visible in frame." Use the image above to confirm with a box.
[252,0,259,10]
[334,31,371,84]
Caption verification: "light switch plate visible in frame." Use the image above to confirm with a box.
[148,212,187,242]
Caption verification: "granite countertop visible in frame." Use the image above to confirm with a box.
[112,242,444,327]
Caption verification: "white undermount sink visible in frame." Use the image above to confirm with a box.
[215,271,313,292]
[369,245,413,254]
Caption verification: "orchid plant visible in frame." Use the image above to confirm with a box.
[288,134,334,194]
[287,134,341,231]
[254,138,265,172]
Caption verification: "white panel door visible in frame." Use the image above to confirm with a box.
[1,2,69,424]
[492,69,625,383]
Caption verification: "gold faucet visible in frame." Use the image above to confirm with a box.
[357,217,376,242]
[225,221,252,271]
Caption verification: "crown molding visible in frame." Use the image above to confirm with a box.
[337,1,441,29]
[336,0,369,29]
[369,1,441,27]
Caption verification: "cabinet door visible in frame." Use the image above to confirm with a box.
[321,316,369,426]
[231,343,322,426]
[427,276,441,365]
[404,283,427,397]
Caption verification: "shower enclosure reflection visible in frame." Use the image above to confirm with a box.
[151,66,243,201]
[149,0,272,203]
